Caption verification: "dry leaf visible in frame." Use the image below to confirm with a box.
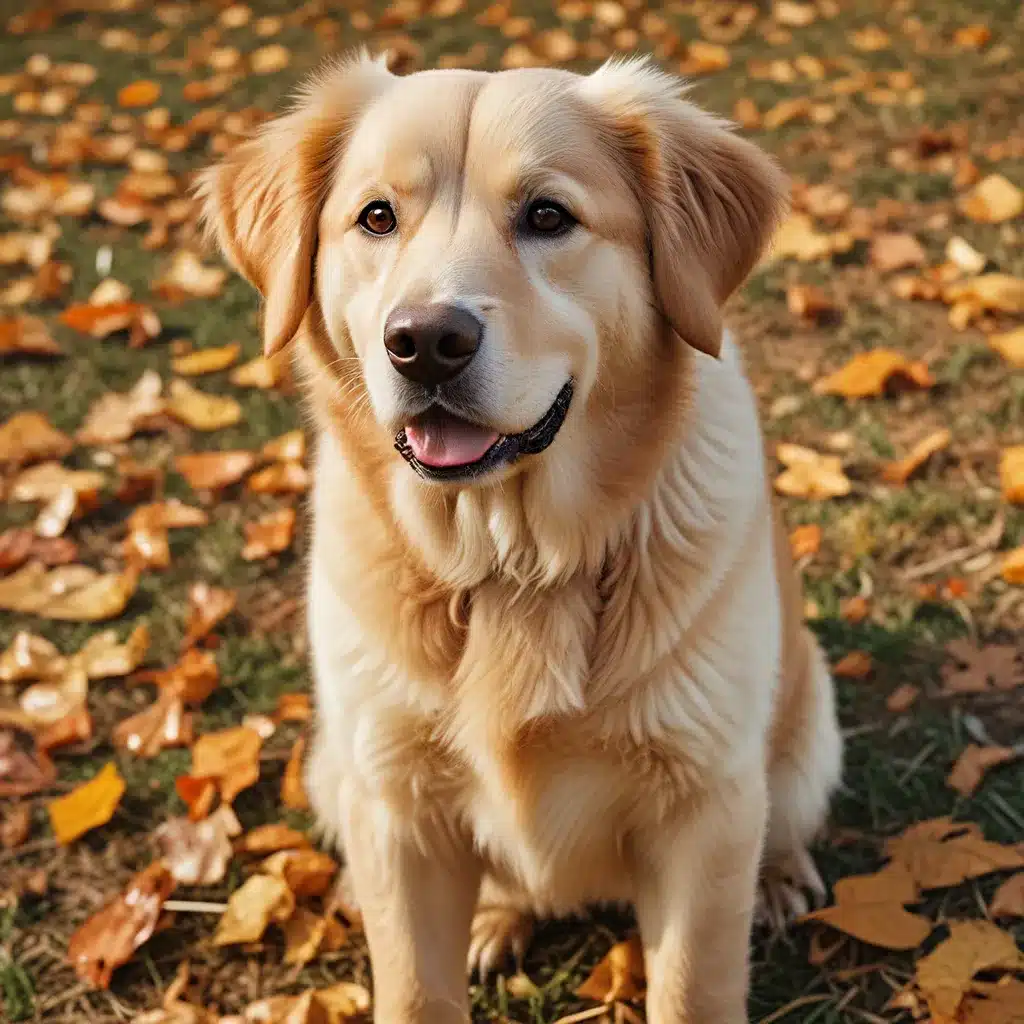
[77,370,165,445]
[262,430,306,463]
[155,805,241,886]
[20,665,87,725]
[786,285,841,324]
[175,450,256,491]
[78,624,150,679]
[1000,447,1024,503]
[0,528,76,572]
[763,97,812,130]
[576,935,646,1003]
[771,213,852,262]
[942,640,1024,694]
[190,725,262,804]
[48,761,125,845]
[242,506,297,561]
[946,236,987,275]
[40,566,138,621]
[275,693,311,723]
[990,874,1024,919]
[60,300,160,342]
[944,274,1024,314]
[236,824,312,855]
[850,25,891,51]
[0,411,73,464]
[803,861,932,950]
[958,174,1023,224]
[166,379,242,431]
[0,631,65,683]
[774,1,816,27]
[231,354,281,389]
[0,314,61,357]
[881,429,951,484]
[1,803,32,849]
[989,327,1024,368]
[124,500,209,570]
[213,874,294,946]
[960,979,1024,1024]
[886,683,920,713]
[247,461,310,495]
[282,736,310,810]
[814,350,933,398]
[182,582,237,649]
[834,651,872,679]
[176,775,217,822]
[250,44,290,74]
[36,705,93,751]
[946,745,1019,797]
[681,41,730,75]
[0,561,138,621]
[11,462,104,503]
[282,908,348,967]
[870,232,927,272]
[915,920,1024,1022]
[154,251,228,301]
[114,692,194,757]
[118,80,161,107]
[139,648,220,705]
[1000,547,1024,585]
[0,725,57,796]
[261,849,338,899]
[68,861,174,988]
[885,817,1024,890]
[774,444,851,500]
[171,342,240,376]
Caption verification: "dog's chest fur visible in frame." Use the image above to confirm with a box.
[306,338,780,905]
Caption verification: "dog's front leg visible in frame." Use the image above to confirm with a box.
[633,774,767,1024]
[340,793,481,1024]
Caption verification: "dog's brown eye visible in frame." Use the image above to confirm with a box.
[358,201,397,236]
[525,200,575,236]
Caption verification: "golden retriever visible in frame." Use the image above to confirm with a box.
[199,53,843,1024]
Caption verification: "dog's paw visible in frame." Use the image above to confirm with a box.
[755,845,826,933]
[468,904,534,978]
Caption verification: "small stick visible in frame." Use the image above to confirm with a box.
[163,900,228,913]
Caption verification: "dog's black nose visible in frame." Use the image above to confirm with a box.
[383,304,482,388]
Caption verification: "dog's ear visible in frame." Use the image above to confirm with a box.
[196,54,391,357]
[580,58,788,357]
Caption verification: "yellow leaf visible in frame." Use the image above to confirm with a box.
[0,411,73,465]
[166,379,242,431]
[1000,547,1024,584]
[944,274,1024,313]
[282,907,348,967]
[213,874,294,946]
[48,762,125,844]
[1000,447,1024,503]
[681,40,730,75]
[231,354,281,389]
[881,429,951,485]
[774,444,851,500]
[771,213,853,262]
[989,327,1024,368]
[260,848,338,898]
[250,43,290,74]
[40,566,138,622]
[814,349,933,398]
[788,523,821,559]
[958,174,1023,224]
[191,725,262,804]
[247,461,310,495]
[576,935,646,1003]
[171,342,241,376]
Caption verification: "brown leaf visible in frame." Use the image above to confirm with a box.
[881,429,951,484]
[242,506,297,561]
[78,624,150,679]
[171,342,240,376]
[849,25,891,51]
[870,232,927,272]
[274,693,311,723]
[76,370,165,445]
[946,744,1019,797]
[942,640,1024,694]
[0,314,61,357]
[885,817,1024,890]
[68,861,174,988]
[1,802,32,849]
[774,444,851,500]
[118,80,161,107]
[680,40,730,75]
[833,651,873,679]
[803,861,932,950]
[814,350,933,398]
[213,873,294,946]
[990,873,1024,919]
[282,735,310,810]
[236,823,312,855]
[915,920,1024,1022]
[155,805,241,886]
[786,285,841,325]
[0,528,76,571]
[114,692,194,757]
[153,251,228,302]
[0,725,57,796]
[190,725,262,804]
[247,461,310,495]
[0,631,65,683]
[20,665,87,726]
[960,979,1024,1024]
[886,683,920,713]
[958,174,1023,224]
[0,561,138,621]
[36,705,93,751]
[261,849,338,899]
[125,500,209,570]
[175,450,256,491]
[0,411,73,465]
[48,762,125,845]
[166,379,242,431]
[139,648,220,705]
[282,908,348,967]
[182,582,237,649]
[576,935,646,1003]
[40,566,138,622]
[771,214,853,262]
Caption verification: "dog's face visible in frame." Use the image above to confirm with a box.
[200,56,786,489]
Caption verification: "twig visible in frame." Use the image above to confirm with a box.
[899,512,1004,581]
[37,981,90,1013]
[552,1007,611,1024]
[163,900,227,913]
[757,994,833,1024]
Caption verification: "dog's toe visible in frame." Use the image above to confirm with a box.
[468,905,534,978]
[756,846,826,933]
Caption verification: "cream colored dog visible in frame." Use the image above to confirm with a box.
[200,53,842,1024]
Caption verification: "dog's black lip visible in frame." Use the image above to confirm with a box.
[394,378,574,482]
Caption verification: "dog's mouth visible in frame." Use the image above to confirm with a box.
[395,379,573,482]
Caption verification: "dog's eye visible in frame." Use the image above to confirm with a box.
[358,201,397,236]
[524,200,575,236]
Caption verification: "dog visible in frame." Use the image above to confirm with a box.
[199,53,842,1024]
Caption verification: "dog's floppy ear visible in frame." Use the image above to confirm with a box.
[580,58,788,357]
[196,54,391,356]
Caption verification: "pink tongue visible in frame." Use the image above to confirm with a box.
[405,418,500,468]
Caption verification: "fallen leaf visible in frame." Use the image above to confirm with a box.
[175,776,217,822]
[960,979,1024,1024]
[171,342,240,376]
[946,745,1019,797]
[247,461,310,495]
[166,379,242,431]
[114,691,193,757]
[915,920,1024,1022]
[182,582,237,649]
[576,935,646,1003]
[242,506,297,560]
[0,411,73,464]
[814,350,933,398]
[78,624,150,679]
[115,458,163,504]
[1,803,32,849]
[0,528,76,571]
[774,444,851,500]
[944,274,1024,314]
[60,300,160,343]
[946,236,987,276]
[870,232,927,272]
[118,79,161,107]
[771,213,853,262]
[942,640,1024,694]
[20,665,88,725]
[48,761,125,844]
[315,983,372,1021]
[139,648,220,705]
[231,354,282,389]
[282,907,348,967]
[10,461,104,502]
[0,631,65,683]
[990,874,1024,919]
[36,705,93,751]
[236,823,312,855]
[885,817,1024,890]
[850,25,891,51]
[68,861,174,988]
[0,314,61,357]
[155,805,241,886]
[763,97,812,130]
[260,848,338,899]
[953,24,991,49]
[262,429,306,463]
[989,327,1024,368]
[250,44,290,74]
[190,725,262,804]
[274,693,311,723]
[881,429,951,484]
[153,251,228,301]
[803,861,932,950]
[681,40,730,75]
[76,370,165,445]
[0,725,57,796]
[1001,548,1024,585]
[840,596,871,623]
[1001,447,1024,503]
[786,285,841,324]
[774,1,816,27]
[39,566,138,621]
[213,874,294,946]
[282,735,310,810]
[124,500,209,570]
[175,450,256,491]
[833,651,872,679]
[0,561,138,621]
[886,683,920,713]
[958,174,1023,224]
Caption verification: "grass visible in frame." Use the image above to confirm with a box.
[1,0,1023,1021]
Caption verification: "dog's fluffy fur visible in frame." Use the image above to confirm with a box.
[200,54,843,1024]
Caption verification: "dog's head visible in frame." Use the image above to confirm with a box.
[199,54,785,577]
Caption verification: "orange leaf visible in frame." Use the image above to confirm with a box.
[113,692,194,757]
[246,460,310,495]
[786,284,841,325]
[274,693,311,723]
[182,582,237,649]
[946,744,1019,797]
[67,862,174,988]
[282,735,310,810]
[958,174,1023,224]
[175,450,256,491]
[575,935,646,1003]
[814,350,933,399]
[48,762,125,844]
[0,411,73,465]
[236,823,312,855]
[153,251,227,302]
[261,848,338,898]
[886,683,920,713]
[166,379,242,431]
[190,725,262,804]
[118,80,161,107]
[1000,447,1024,503]
[989,873,1024,919]
[840,596,871,623]
[988,327,1024,368]
[881,429,951,485]
[213,874,294,946]
[231,354,281,389]
[36,706,93,751]
[175,775,217,821]
[242,506,297,561]
[833,651,872,679]
[262,429,306,463]
[60,301,159,340]
[0,314,61,357]
[139,648,220,705]
[171,342,241,376]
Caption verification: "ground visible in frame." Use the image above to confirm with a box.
[0,0,1022,1022]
